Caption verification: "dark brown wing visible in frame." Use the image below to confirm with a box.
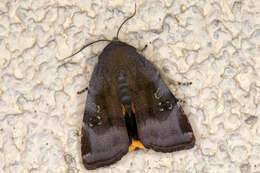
[81,64,129,170]
[130,53,195,152]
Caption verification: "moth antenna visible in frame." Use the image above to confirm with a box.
[62,4,136,62]
[64,39,112,60]
[115,4,136,40]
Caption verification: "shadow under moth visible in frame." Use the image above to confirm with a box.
[68,5,195,170]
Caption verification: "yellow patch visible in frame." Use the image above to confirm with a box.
[121,104,126,117]
[122,103,135,116]
[131,103,135,113]
[128,138,145,152]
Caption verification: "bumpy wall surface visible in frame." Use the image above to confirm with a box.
[0,0,260,173]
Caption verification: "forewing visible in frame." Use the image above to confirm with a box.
[131,53,195,152]
[81,64,129,169]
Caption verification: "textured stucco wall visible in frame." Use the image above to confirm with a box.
[0,0,260,173]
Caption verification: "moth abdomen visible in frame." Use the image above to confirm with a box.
[116,73,132,115]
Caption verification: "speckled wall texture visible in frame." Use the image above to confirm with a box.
[0,0,260,173]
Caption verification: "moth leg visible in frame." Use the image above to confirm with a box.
[73,129,81,136]
[77,87,88,95]
[176,98,186,104]
[175,81,192,86]
[150,63,192,86]
[160,73,192,87]
[163,77,192,86]
[138,44,148,53]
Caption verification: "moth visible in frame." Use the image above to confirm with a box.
[70,6,195,170]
